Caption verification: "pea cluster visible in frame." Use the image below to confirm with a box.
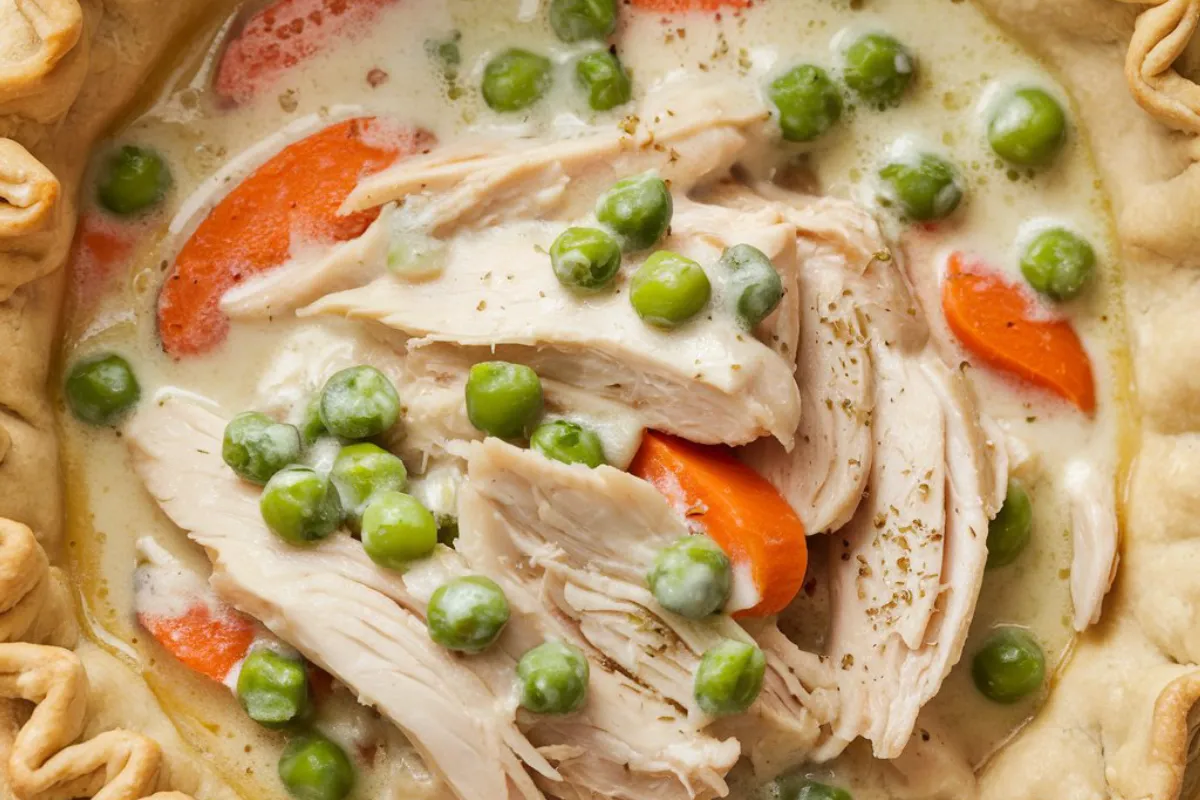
[548,173,785,333]
[480,0,631,115]
[766,33,1096,304]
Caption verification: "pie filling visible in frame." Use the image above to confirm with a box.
[57,1,1131,799]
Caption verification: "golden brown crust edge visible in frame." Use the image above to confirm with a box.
[2,1,1200,799]
[0,1,239,798]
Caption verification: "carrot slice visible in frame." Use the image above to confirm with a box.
[942,252,1096,413]
[214,0,399,105]
[630,430,807,617]
[157,117,428,357]
[68,213,134,303]
[629,0,751,11]
[138,604,257,682]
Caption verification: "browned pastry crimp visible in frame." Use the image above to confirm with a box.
[0,521,195,800]
[1116,0,1200,133]
[0,139,59,238]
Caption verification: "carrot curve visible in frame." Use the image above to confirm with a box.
[138,605,257,682]
[942,252,1096,413]
[630,430,807,617]
[214,0,400,106]
[157,117,430,358]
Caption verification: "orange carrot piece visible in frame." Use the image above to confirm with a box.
[214,0,399,105]
[630,430,808,617]
[138,605,257,682]
[67,213,134,306]
[157,117,429,357]
[629,0,752,12]
[942,252,1096,413]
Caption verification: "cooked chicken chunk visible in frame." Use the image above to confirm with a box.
[301,219,801,447]
[460,439,844,773]
[129,398,738,800]
[1064,459,1119,631]
[830,355,1004,759]
[343,82,770,234]
[221,205,393,320]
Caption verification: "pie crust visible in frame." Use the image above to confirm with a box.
[2,1,1199,798]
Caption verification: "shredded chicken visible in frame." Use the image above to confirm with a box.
[129,398,740,800]
[1065,459,1119,631]
[300,218,801,448]
[460,439,844,773]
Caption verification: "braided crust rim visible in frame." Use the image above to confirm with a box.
[0,139,59,238]
[0,0,82,106]
[0,521,194,800]
[1117,0,1200,133]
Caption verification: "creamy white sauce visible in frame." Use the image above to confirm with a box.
[60,1,1130,797]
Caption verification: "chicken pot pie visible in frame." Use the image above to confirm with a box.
[2,0,1199,798]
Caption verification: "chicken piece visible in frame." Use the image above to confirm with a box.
[407,344,647,469]
[253,322,406,422]
[129,398,739,800]
[129,398,552,800]
[456,489,741,800]
[460,439,844,773]
[220,205,393,320]
[669,196,803,363]
[343,82,770,234]
[829,356,1003,759]
[1064,459,1119,631]
[301,220,801,447]
[741,250,873,534]
[720,189,883,534]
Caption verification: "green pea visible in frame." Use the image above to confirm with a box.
[96,145,171,215]
[361,490,438,569]
[987,481,1033,569]
[482,49,553,112]
[517,640,590,714]
[576,50,631,111]
[767,65,843,143]
[755,773,853,800]
[329,443,408,526]
[878,153,963,221]
[648,536,732,619]
[222,412,302,485]
[550,0,616,42]
[260,466,343,546]
[595,174,673,252]
[972,626,1045,703]
[842,33,915,109]
[278,732,355,800]
[1019,227,1096,301]
[550,227,622,291]
[299,396,327,445]
[988,87,1067,167]
[319,366,400,440]
[630,250,711,329]
[465,361,544,440]
[64,353,140,426]
[694,639,766,716]
[530,420,606,468]
[236,648,310,729]
[427,575,511,653]
[719,244,784,328]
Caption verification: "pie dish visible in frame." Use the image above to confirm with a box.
[1,0,1198,798]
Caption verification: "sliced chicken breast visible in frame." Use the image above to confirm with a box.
[129,398,737,800]
[300,220,801,448]
[343,82,771,234]
[460,439,844,772]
